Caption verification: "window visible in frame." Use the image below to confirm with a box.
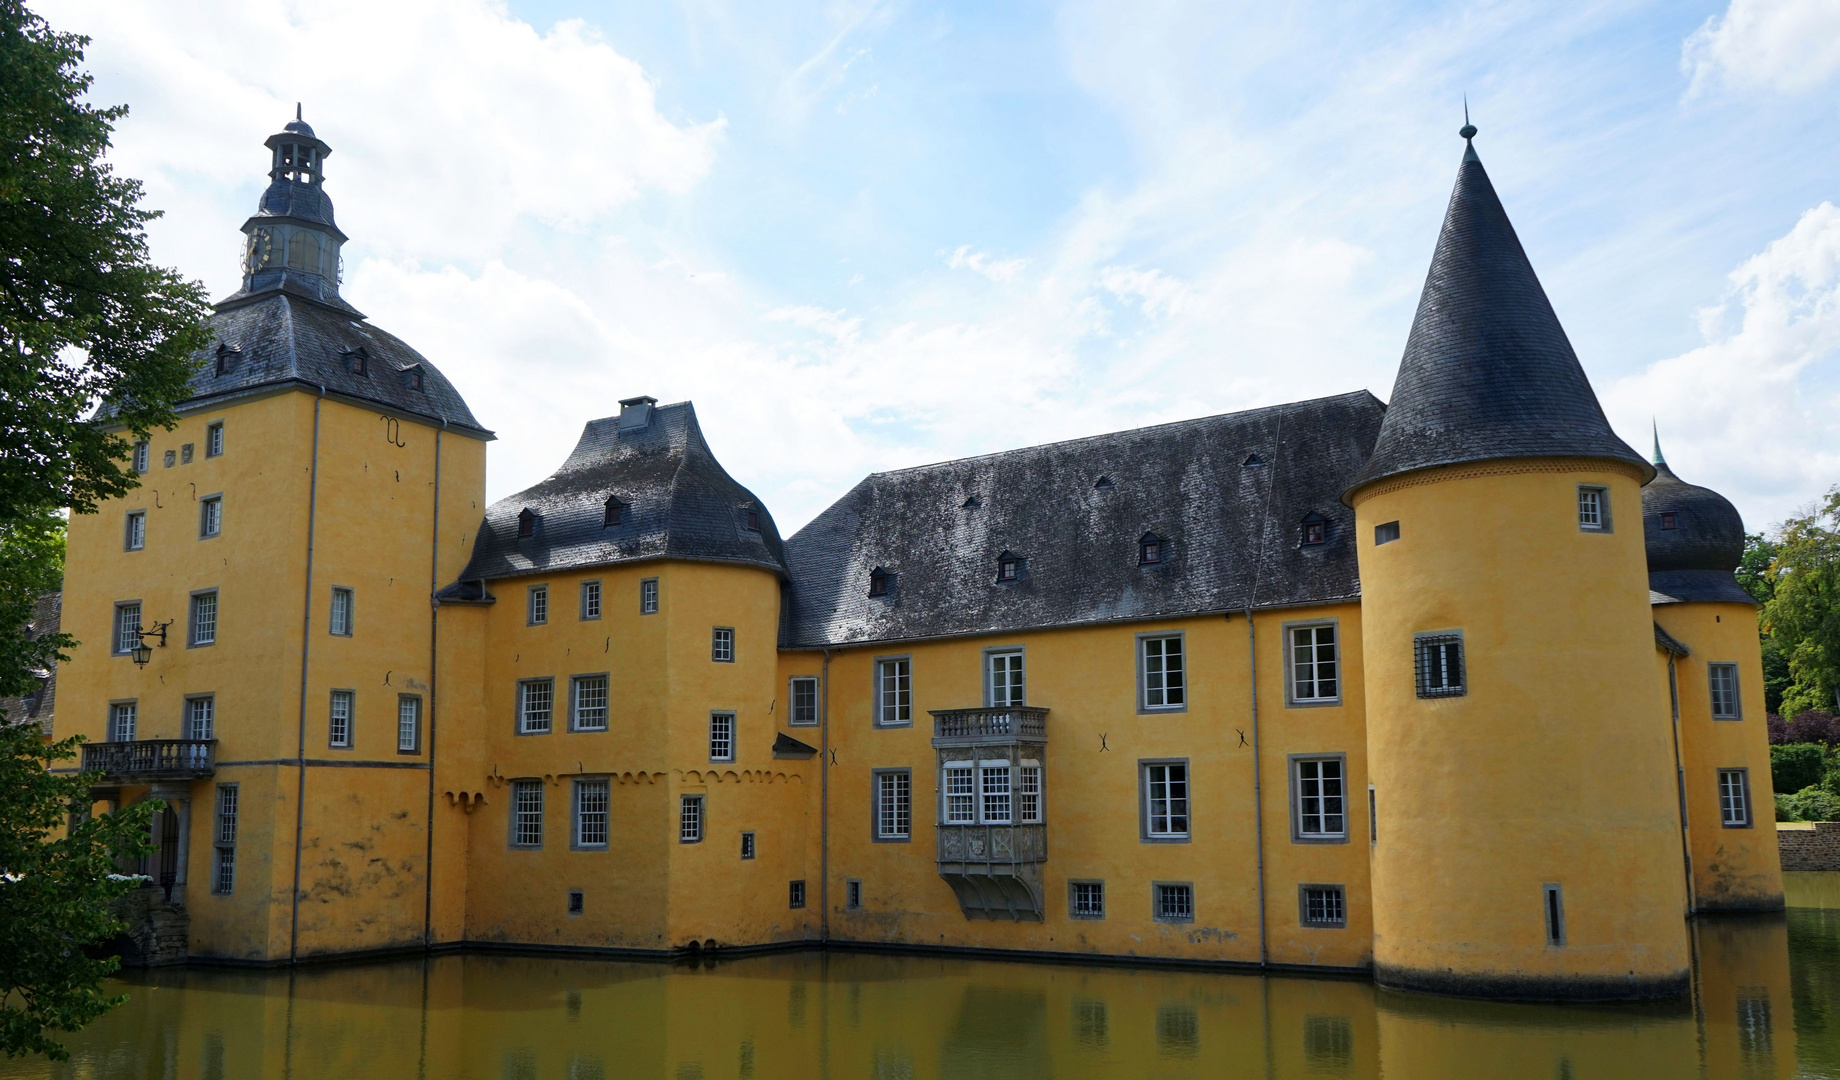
[528,585,548,626]
[680,795,704,843]
[987,650,1024,707]
[187,696,214,740]
[571,675,608,732]
[846,879,862,910]
[868,569,889,597]
[212,784,238,894]
[745,508,761,532]
[875,770,911,840]
[133,441,149,473]
[1018,762,1042,823]
[342,348,368,376]
[1544,884,1565,946]
[1143,762,1189,840]
[996,554,1022,582]
[574,779,609,847]
[512,781,544,847]
[568,890,584,915]
[980,761,1012,824]
[517,508,536,538]
[397,695,421,753]
[329,587,353,636]
[1369,787,1377,844]
[790,677,819,726]
[789,880,806,909]
[580,581,601,620]
[1141,634,1185,710]
[114,602,142,655]
[1154,882,1194,922]
[1577,486,1610,531]
[1289,624,1339,703]
[125,511,145,551]
[1719,769,1751,828]
[1294,757,1346,840]
[206,422,224,458]
[712,627,734,663]
[944,763,975,823]
[1301,516,1326,546]
[1300,885,1346,928]
[1660,512,1678,530]
[329,690,354,748]
[1070,881,1105,919]
[603,498,624,527]
[709,712,735,762]
[200,495,222,538]
[875,658,911,725]
[640,578,659,614]
[1709,663,1741,720]
[741,831,756,859]
[1415,633,1465,698]
[1139,533,1164,565]
[110,701,137,742]
[519,679,554,734]
[190,591,218,647]
[1374,520,1400,546]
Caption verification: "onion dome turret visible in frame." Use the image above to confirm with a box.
[1643,428,1753,604]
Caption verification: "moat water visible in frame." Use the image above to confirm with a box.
[9,880,1840,1079]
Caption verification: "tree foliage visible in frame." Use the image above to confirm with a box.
[1763,488,1840,718]
[1740,532,1793,713]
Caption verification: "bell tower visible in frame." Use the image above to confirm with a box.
[237,106,351,309]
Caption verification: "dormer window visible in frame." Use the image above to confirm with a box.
[996,551,1024,583]
[963,495,981,509]
[214,343,241,376]
[398,364,425,391]
[1660,512,1678,530]
[604,497,625,527]
[745,507,761,532]
[1095,476,1114,490]
[1301,514,1327,546]
[1139,532,1165,565]
[1243,452,1267,467]
[517,508,537,538]
[868,568,892,598]
[342,347,369,376]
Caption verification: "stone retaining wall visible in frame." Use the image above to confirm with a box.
[1779,822,1840,871]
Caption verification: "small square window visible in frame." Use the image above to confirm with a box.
[640,578,659,614]
[741,831,756,860]
[1660,512,1678,530]
[680,795,704,843]
[1154,882,1194,922]
[1577,486,1610,531]
[511,781,544,848]
[846,879,862,910]
[745,508,761,532]
[206,422,224,458]
[568,890,585,916]
[517,508,537,538]
[124,511,146,551]
[1301,516,1327,546]
[1300,885,1346,928]
[789,677,819,726]
[1138,533,1164,565]
[1415,633,1465,698]
[1374,521,1400,545]
[580,580,601,620]
[997,557,1020,581]
[1709,663,1741,720]
[712,627,735,663]
[200,495,223,538]
[528,585,548,625]
[789,880,806,909]
[1070,881,1105,919]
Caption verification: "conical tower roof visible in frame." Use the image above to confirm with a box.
[1345,128,1650,499]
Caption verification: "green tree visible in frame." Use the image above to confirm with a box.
[1740,532,1793,713]
[1772,742,1827,794]
[1765,488,1840,718]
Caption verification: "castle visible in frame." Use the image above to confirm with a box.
[56,114,1780,999]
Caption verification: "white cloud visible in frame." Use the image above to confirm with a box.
[1605,202,1840,529]
[945,246,1029,284]
[1683,0,1840,95]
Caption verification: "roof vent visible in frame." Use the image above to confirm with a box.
[962,495,981,509]
[1242,453,1267,467]
[619,395,657,431]
[1095,476,1114,489]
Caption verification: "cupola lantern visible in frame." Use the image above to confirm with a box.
[235,106,353,310]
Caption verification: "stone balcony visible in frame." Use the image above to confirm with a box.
[81,739,217,783]
[929,706,1047,747]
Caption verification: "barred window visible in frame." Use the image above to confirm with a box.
[200,495,222,538]
[397,695,421,752]
[187,696,214,740]
[1018,762,1042,823]
[1415,633,1465,698]
[1295,758,1345,838]
[528,585,548,625]
[110,701,137,743]
[580,580,601,620]
[1719,769,1750,827]
[876,658,911,725]
[944,763,975,823]
[789,880,806,908]
[1301,885,1346,927]
[1070,881,1104,919]
[115,602,142,654]
[213,784,238,894]
[741,832,756,859]
[329,690,353,748]
[572,675,608,731]
[125,511,145,551]
[987,650,1024,707]
[1290,624,1338,702]
[1144,762,1189,839]
[790,677,819,726]
[680,795,704,843]
[575,779,609,847]
[876,770,911,840]
[190,591,217,646]
[846,879,862,909]
[511,781,544,847]
[1709,664,1741,720]
[980,762,1012,824]
[712,627,734,663]
[520,679,554,734]
[640,578,659,614]
[329,587,353,636]
[709,712,735,762]
[1141,635,1185,709]
[1155,883,1193,922]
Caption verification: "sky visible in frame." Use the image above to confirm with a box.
[38,0,1840,534]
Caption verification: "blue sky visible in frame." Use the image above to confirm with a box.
[43,0,1840,531]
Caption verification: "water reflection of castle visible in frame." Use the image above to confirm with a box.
[60,115,1780,1001]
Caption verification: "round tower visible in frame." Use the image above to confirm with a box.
[1348,126,1689,998]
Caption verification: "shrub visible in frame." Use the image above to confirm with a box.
[1772,743,1828,795]
[1778,793,1802,822]
[1781,785,1840,823]
[1770,709,1840,747]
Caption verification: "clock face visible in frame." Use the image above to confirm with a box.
[243,228,273,273]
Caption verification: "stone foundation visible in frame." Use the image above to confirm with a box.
[1778,822,1840,871]
[109,886,189,966]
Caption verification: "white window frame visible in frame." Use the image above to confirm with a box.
[1299,884,1346,928]
[580,580,601,620]
[1719,768,1751,828]
[206,421,224,458]
[1577,485,1611,532]
[397,694,421,753]
[1142,760,1189,841]
[124,510,145,551]
[571,674,609,732]
[199,494,223,539]
[518,678,554,735]
[985,648,1025,708]
[329,689,354,748]
[186,695,214,740]
[873,769,911,841]
[573,778,609,848]
[1153,881,1194,923]
[1292,755,1348,842]
[1018,760,1043,824]
[640,578,659,614]
[979,759,1013,824]
[874,656,912,726]
[1709,663,1742,720]
[1139,633,1186,712]
[329,587,353,637]
[789,676,819,727]
[1286,621,1340,706]
[527,585,549,626]
[133,441,149,473]
[679,795,704,843]
[709,711,735,763]
[189,590,218,647]
[712,627,735,663]
[110,701,137,742]
[1069,880,1104,920]
[511,780,544,848]
[943,762,976,824]
[114,601,142,655]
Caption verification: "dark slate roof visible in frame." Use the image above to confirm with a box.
[0,593,60,735]
[782,391,1385,649]
[445,401,787,588]
[1642,460,1746,574]
[253,176,342,234]
[1649,570,1756,606]
[1653,621,1690,657]
[1345,137,1650,499]
[137,292,488,434]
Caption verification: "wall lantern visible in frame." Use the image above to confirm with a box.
[132,621,172,668]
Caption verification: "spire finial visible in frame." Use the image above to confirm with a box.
[1459,96,1477,141]
[296,102,302,122]
[1651,419,1667,466]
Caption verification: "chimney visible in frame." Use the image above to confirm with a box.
[618,395,657,431]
